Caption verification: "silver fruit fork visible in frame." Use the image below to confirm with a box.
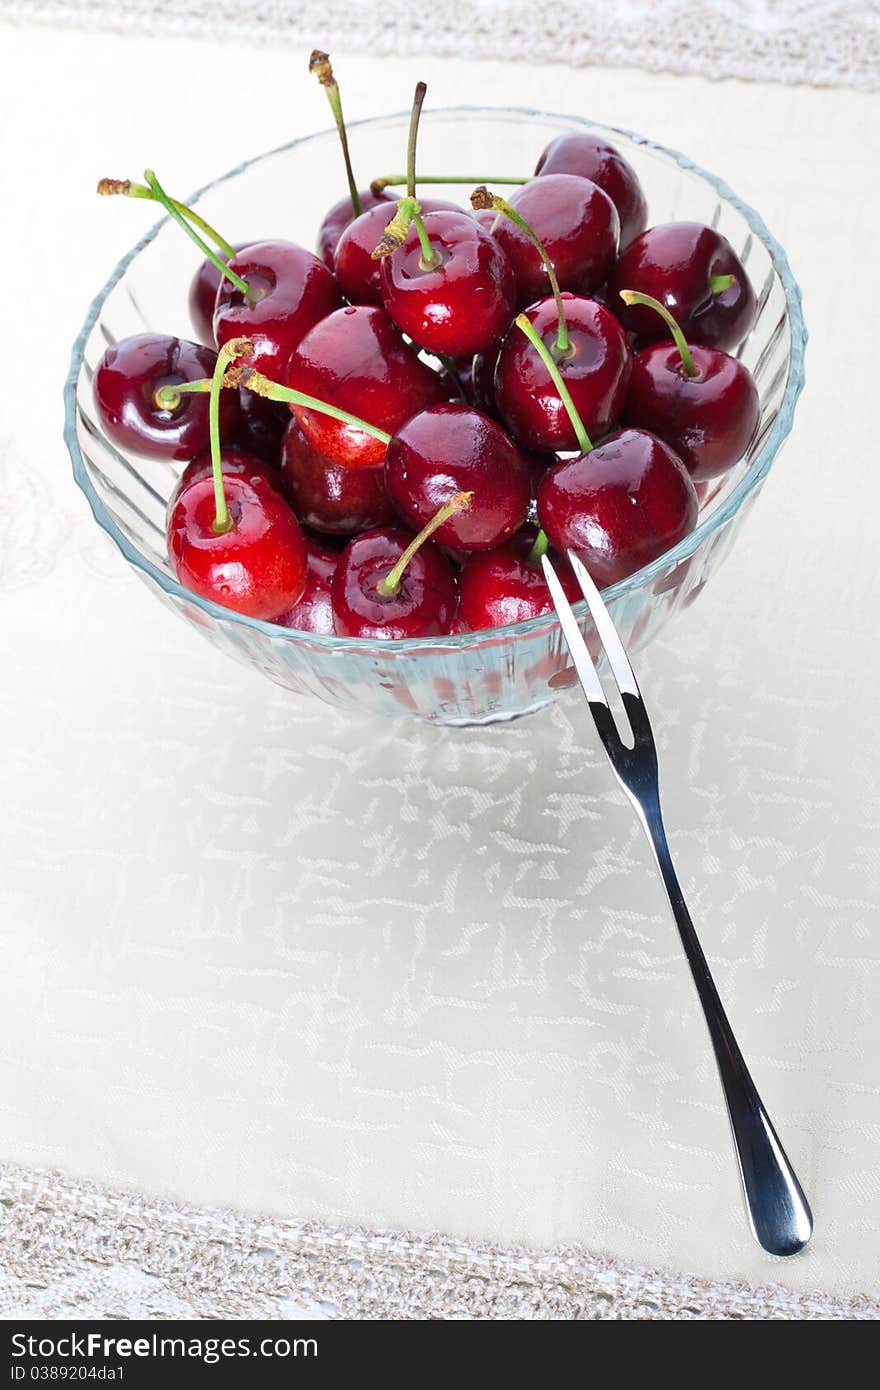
[542,551,813,1258]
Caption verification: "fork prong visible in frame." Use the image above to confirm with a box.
[540,554,607,707]
[566,552,641,699]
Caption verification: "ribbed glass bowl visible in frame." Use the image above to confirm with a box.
[66,107,805,725]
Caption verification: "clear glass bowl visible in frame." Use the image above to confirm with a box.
[65,108,806,725]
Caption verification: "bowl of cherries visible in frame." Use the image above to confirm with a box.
[66,57,805,725]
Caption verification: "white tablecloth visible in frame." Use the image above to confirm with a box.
[1,22,879,1311]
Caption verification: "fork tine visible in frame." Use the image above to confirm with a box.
[566,552,641,698]
[540,554,607,707]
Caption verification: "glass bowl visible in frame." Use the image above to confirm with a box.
[65,108,806,725]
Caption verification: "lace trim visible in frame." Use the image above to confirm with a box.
[1,1163,878,1320]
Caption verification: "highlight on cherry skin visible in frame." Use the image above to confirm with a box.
[94,57,762,641]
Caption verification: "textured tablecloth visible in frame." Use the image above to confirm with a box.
[1,22,879,1318]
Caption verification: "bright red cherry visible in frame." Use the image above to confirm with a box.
[495,296,631,452]
[458,530,581,629]
[168,460,308,620]
[285,305,448,469]
[378,210,516,356]
[334,197,463,307]
[385,402,530,550]
[489,175,618,307]
[93,334,240,461]
[535,133,647,248]
[332,522,458,639]
[214,241,341,379]
[188,242,253,346]
[277,538,338,633]
[609,223,757,352]
[317,188,396,269]
[280,419,395,534]
[625,343,759,481]
[537,428,698,587]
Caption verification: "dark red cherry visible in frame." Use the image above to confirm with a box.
[495,296,631,452]
[280,418,395,534]
[379,211,516,356]
[334,197,464,307]
[188,242,253,346]
[385,402,530,550]
[167,460,308,620]
[535,133,648,248]
[332,526,457,638]
[93,333,240,461]
[229,388,288,465]
[214,241,341,379]
[624,343,759,480]
[285,305,449,469]
[317,188,396,269]
[537,427,698,587]
[491,176,618,307]
[609,223,757,352]
[277,538,338,633]
[458,529,581,630]
[170,446,278,506]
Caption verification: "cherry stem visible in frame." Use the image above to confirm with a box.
[371,174,526,195]
[372,195,439,267]
[309,50,362,219]
[209,339,253,534]
[710,273,736,295]
[515,313,592,453]
[154,378,212,411]
[239,371,392,445]
[619,290,700,379]
[406,81,427,200]
[376,492,473,599]
[526,529,550,566]
[472,187,570,357]
[143,170,251,296]
[96,177,237,259]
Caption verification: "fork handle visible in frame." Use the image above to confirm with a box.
[640,803,813,1257]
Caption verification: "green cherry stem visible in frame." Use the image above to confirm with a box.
[526,528,550,566]
[376,491,473,598]
[618,290,700,379]
[143,169,251,296]
[153,378,212,411]
[400,81,441,270]
[96,177,237,259]
[371,174,526,195]
[710,273,736,295]
[209,339,254,534]
[309,50,362,218]
[472,187,570,357]
[514,313,592,454]
[240,371,392,446]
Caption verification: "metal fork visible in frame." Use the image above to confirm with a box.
[542,551,813,1257]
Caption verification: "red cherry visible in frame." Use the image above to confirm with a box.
[624,343,759,480]
[385,402,530,550]
[188,241,253,346]
[277,538,338,633]
[230,388,288,466]
[609,223,757,352]
[93,333,240,461]
[535,133,648,248]
[332,525,457,638]
[495,296,631,452]
[284,305,448,469]
[280,419,395,534]
[379,211,516,356]
[317,188,396,269]
[490,176,618,308]
[167,460,308,619]
[214,241,341,379]
[458,530,581,629]
[334,197,464,307]
[537,427,698,587]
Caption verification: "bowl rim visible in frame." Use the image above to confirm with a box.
[65,104,807,652]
